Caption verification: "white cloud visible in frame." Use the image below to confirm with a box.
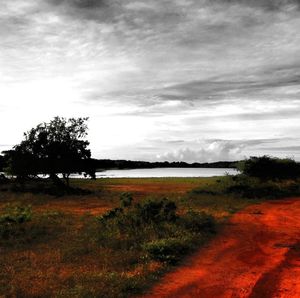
[156,140,245,162]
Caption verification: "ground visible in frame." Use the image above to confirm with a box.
[1,177,299,297]
[142,198,300,298]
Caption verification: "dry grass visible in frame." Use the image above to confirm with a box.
[0,177,256,297]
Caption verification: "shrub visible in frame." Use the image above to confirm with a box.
[190,174,300,200]
[0,204,32,240]
[97,194,216,267]
[135,198,177,224]
[98,197,177,228]
[120,192,133,208]
[180,210,216,233]
[238,156,300,180]
[143,238,192,264]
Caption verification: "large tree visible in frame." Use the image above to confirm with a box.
[4,117,95,185]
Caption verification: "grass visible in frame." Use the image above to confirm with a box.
[0,176,266,297]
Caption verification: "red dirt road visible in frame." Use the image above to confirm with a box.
[142,198,300,298]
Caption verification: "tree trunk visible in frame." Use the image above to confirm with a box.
[50,173,65,188]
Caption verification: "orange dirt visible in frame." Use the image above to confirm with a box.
[105,183,194,195]
[142,198,300,298]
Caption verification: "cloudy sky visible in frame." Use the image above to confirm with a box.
[1,0,300,162]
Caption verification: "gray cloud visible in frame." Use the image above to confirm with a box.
[1,0,300,161]
[218,0,300,10]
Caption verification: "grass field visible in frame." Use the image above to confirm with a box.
[0,177,259,297]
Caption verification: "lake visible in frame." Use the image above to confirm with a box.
[82,168,238,178]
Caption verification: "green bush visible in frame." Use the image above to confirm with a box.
[191,174,300,199]
[98,197,177,228]
[0,204,32,239]
[97,194,216,266]
[180,210,216,233]
[143,237,192,264]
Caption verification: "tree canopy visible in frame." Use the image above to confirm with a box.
[3,117,95,185]
[237,156,300,180]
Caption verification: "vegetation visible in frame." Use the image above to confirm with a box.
[2,117,95,186]
[238,155,300,181]
[190,156,300,200]
[91,159,238,170]
[97,195,215,265]
[0,177,251,297]
[0,155,299,296]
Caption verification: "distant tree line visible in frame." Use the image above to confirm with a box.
[90,159,238,170]
[0,154,238,175]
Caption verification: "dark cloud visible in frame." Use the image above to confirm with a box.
[216,0,300,10]
[158,71,300,102]
[44,0,116,22]
[47,0,107,9]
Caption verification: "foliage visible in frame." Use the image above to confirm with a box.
[97,194,215,265]
[180,210,216,233]
[98,195,178,228]
[143,237,193,264]
[0,204,67,246]
[191,174,300,199]
[0,177,239,297]
[3,117,95,185]
[237,156,300,180]
[0,204,32,240]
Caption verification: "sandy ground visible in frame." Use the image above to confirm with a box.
[141,198,300,298]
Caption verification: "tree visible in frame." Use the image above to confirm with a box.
[237,156,300,181]
[3,117,95,186]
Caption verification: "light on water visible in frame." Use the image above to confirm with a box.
[71,167,238,178]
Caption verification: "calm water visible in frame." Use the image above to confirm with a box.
[1,168,238,179]
[87,167,238,178]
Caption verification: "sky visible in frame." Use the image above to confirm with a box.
[0,0,300,162]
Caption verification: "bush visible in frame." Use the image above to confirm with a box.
[180,210,215,233]
[0,204,32,240]
[190,174,300,200]
[238,156,300,180]
[143,238,192,264]
[98,197,177,228]
[97,194,216,266]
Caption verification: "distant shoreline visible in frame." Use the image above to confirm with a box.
[92,159,239,171]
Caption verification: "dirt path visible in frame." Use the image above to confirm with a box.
[142,198,300,298]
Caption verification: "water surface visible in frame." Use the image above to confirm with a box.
[89,167,238,178]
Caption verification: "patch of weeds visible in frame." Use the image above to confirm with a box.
[97,194,216,269]
[180,210,216,233]
[143,237,193,264]
[0,203,32,241]
[190,175,300,200]
[0,204,68,247]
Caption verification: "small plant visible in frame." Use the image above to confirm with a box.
[180,210,216,233]
[0,203,32,240]
[98,195,177,227]
[143,238,192,264]
[120,192,133,208]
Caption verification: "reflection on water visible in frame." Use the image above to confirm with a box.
[71,167,238,178]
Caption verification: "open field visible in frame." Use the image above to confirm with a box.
[0,177,258,297]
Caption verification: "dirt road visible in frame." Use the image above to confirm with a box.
[142,198,300,298]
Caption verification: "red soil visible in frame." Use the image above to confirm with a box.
[142,198,300,298]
